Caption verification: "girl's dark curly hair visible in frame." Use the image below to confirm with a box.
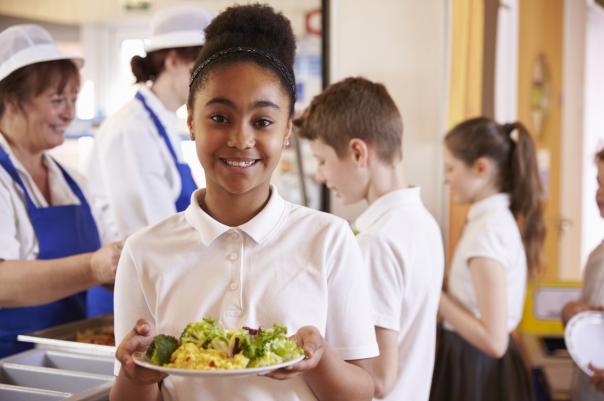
[187,3,296,115]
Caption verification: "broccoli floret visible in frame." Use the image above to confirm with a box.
[145,334,179,366]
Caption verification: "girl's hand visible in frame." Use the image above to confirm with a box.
[589,363,604,393]
[266,325,325,380]
[115,319,166,385]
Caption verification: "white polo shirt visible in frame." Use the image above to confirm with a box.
[114,187,379,401]
[355,187,444,401]
[581,240,604,306]
[0,133,115,261]
[444,193,527,333]
[86,85,187,239]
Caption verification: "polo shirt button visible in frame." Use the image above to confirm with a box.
[229,282,239,291]
[228,252,238,261]
[225,308,241,317]
[230,231,239,240]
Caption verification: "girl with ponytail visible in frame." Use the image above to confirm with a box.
[430,117,544,401]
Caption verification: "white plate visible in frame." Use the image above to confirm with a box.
[132,352,305,377]
[565,311,604,376]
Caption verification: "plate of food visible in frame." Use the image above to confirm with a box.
[132,317,305,377]
[565,311,604,375]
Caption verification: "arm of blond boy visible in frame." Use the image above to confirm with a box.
[439,257,508,358]
[267,326,374,401]
[353,328,398,399]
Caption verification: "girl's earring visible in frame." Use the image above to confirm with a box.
[284,138,290,147]
[189,132,195,141]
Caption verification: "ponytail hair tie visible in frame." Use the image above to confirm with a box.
[502,122,519,143]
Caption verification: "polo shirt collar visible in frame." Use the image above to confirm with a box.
[355,186,422,232]
[467,193,510,221]
[185,186,287,246]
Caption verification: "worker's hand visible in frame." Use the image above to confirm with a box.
[90,241,123,284]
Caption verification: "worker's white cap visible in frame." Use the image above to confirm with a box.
[0,24,83,83]
[144,5,214,53]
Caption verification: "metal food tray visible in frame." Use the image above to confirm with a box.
[17,315,115,358]
[0,348,114,401]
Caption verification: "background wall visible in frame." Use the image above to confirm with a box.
[518,0,564,280]
[560,0,587,280]
[581,3,604,273]
[328,0,450,227]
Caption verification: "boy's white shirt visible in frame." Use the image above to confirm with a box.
[114,186,378,401]
[355,186,444,401]
[445,193,527,333]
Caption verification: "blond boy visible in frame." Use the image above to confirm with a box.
[296,77,444,401]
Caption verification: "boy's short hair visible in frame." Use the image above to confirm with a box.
[295,77,403,163]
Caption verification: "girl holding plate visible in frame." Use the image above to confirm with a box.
[110,4,378,401]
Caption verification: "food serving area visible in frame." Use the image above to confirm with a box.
[0,315,115,401]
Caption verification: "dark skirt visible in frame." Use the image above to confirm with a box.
[430,328,534,401]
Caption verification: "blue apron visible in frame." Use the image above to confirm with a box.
[0,147,112,357]
[135,91,197,211]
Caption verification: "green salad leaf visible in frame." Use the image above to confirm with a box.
[148,318,304,368]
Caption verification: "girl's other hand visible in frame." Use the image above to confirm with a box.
[266,325,325,380]
[589,363,604,393]
[561,301,603,326]
[115,319,166,385]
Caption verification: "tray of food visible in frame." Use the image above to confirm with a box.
[17,315,115,357]
[133,317,305,377]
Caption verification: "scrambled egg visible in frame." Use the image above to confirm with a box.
[166,343,250,370]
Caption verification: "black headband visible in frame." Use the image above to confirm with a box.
[189,46,296,99]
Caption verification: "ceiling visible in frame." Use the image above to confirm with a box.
[0,0,317,25]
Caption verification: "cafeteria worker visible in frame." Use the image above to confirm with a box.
[0,25,121,358]
[86,5,213,238]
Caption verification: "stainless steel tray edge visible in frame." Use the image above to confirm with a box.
[17,335,115,358]
[0,382,72,397]
[2,363,114,381]
[64,381,113,401]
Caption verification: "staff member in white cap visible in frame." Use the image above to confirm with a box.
[87,5,213,238]
[0,24,122,357]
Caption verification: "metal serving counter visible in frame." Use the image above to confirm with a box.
[0,315,116,401]
[0,349,114,401]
